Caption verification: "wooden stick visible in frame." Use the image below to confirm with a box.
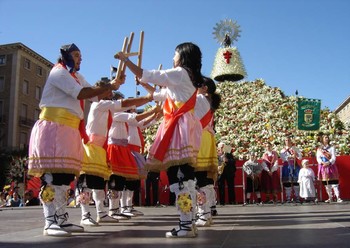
[135,31,144,86]
[123,52,139,57]
[137,31,144,67]
[116,36,128,79]
[121,32,134,76]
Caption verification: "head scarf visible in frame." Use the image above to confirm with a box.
[60,43,80,72]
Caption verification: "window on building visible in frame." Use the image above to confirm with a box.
[35,86,41,100]
[37,66,43,76]
[34,109,40,121]
[23,80,29,95]
[24,58,31,70]
[0,76,4,92]
[0,55,6,65]
[21,104,28,119]
[20,132,28,149]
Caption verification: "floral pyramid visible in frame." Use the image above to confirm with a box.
[214,79,350,158]
[143,79,350,160]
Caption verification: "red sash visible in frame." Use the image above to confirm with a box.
[200,110,213,129]
[154,90,197,161]
[137,127,145,154]
[126,122,145,154]
[56,63,89,144]
[103,110,113,150]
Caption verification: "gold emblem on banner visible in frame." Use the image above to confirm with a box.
[304,109,313,124]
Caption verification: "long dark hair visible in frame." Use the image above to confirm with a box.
[175,42,203,88]
[202,76,221,111]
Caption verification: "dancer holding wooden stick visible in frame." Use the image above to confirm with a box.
[115,42,203,238]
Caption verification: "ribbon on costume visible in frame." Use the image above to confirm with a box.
[200,110,213,129]
[154,90,197,161]
[56,63,89,144]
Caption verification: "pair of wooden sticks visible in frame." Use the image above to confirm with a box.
[114,31,163,102]
[114,31,144,80]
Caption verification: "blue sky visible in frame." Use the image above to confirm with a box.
[1,0,349,111]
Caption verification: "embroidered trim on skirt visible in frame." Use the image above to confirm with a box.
[28,120,83,177]
[196,130,218,172]
[145,112,201,172]
[82,142,111,180]
[107,144,139,179]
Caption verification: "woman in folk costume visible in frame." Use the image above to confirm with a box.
[120,106,160,217]
[107,105,158,219]
[27,43,122,237]
[193,76,221,227]
[116,42,203,238]
[261,142,281,204]
[78,81,153,226]
[316,134,342,203]
[123,108,161,211]
[280,136,302,203]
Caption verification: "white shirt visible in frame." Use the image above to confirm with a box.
[86,100,123,137]
[194,94,210,120]
[40,65,97,119]
[141,67,196,103]
[108,112,138,142]
[280,146,302,162]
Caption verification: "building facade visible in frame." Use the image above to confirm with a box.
[0,43,53,152]
[334,96,350,126]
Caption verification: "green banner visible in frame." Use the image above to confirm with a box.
[297,98,321,131]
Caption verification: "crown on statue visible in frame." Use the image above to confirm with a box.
[211,19,247,82]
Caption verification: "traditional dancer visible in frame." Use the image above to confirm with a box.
[298,159,316,202]
[116,42,203,238]
[194,76,221,227]
[243,152,263,205]
[77,80,154,226]
[316,134,342,203]
[107,104,158,219]
[27,43,122,236]
[280,136,302,203]
[122,107,161,217]
[261,142,281,203]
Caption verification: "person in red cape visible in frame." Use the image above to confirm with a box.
[116,42,203,238]
[28,43,123,237]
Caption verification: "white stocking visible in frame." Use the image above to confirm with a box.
[93,189,106,216]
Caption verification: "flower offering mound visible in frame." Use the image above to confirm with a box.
[142,79,350,159]
[214,79,350,158]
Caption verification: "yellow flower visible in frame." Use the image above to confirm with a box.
[177,192,192,213]
[40,185,55,203]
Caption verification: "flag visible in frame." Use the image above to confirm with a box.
[297,98,321,131]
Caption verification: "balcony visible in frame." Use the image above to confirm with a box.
[19,117,35,127]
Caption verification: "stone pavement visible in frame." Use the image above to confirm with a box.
[1,201,350,248]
